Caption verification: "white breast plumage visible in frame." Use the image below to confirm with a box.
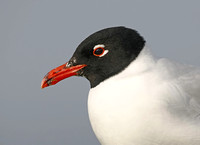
[88,47,200,145]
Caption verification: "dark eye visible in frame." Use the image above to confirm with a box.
[93,44,109,57]
[93,47,105,56]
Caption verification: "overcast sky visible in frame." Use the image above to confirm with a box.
[1,0,200,145]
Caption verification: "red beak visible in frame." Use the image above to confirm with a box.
[41,63,87,89]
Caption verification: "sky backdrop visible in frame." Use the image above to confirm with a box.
[1,0,200,145]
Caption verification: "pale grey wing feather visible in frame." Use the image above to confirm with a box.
[179,66,200,103]
[157,58,200,119]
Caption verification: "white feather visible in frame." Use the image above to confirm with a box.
[88,47,200,145]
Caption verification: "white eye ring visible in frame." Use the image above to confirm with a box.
[93,44,109,57]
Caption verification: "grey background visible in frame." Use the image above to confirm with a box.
[1,0,200,145]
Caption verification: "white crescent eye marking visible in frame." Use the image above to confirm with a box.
[93,44,109,57]
[99,50,109,57]
[93,44,105,50]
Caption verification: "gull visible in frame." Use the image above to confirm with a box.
[41,26,200,145]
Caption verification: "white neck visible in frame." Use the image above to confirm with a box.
[110,47,156,79]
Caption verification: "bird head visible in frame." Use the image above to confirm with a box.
[41,26,145,88]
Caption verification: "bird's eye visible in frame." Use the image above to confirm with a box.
[93,44,109,57]
[93,47,105,56]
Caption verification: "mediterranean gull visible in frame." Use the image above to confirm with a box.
[41,26,200,145]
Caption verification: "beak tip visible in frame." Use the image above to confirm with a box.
[41,79,47,89]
